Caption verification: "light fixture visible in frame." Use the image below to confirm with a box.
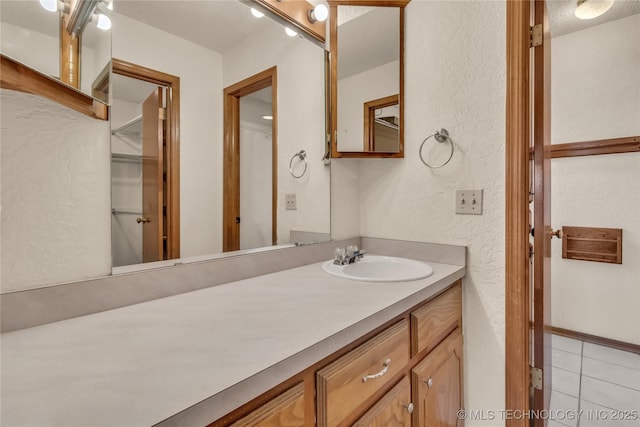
[262,115,273,120]
[39,0,58,12]
[95,13,111,30]
[250,7,264,18]
[307,3,328,23]
[575,0,614,19]
[285,27,298,37]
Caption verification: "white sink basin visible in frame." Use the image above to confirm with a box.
[322,255,434,282]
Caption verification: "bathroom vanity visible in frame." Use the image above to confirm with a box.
[218,281,463,427]
[0,240,465,427]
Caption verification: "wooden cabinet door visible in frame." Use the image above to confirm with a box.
[353,376,412,427]
[412,330,463,427]
[228,383,304,427]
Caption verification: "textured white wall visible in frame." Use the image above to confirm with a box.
[223,24,330,244]
[551,154,640,344]
[1,90,111,292]
[337,60,398,151]
[332,1,506,423]
[551,15,640,143]
[551,15,640,345]
[113,13,224,258]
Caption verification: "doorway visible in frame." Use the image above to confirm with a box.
[223,67,277,252]
[110,59,180,266]
[506,2,640,425]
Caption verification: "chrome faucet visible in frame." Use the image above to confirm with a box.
[333,245,366,265]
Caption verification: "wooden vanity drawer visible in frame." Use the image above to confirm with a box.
[410,282,462,356]
[316,320,409,426]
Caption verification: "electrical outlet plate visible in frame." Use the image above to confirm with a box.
[456,190,483,215]
[285,193,297,210]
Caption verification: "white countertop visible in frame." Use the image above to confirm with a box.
[1,258,465,427]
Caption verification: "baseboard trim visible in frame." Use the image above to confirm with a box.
[550,326,640,355]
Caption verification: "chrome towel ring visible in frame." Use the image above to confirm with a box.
[419,128,454,168]
[289,150,308,178]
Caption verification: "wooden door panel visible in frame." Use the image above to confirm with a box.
[142,87,164,262]
[532,0,552,421]
[229,383,304,427]
[353,377,412,427]
[412,330,463,427]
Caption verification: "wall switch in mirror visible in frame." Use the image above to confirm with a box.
[456,190,483,215]
[286,194,297,210]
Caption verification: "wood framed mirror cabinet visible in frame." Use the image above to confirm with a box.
[329,0,410,158]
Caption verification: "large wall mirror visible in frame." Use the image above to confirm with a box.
[1,0,112,98]
[329,0,408,158]
[0,0,330,293]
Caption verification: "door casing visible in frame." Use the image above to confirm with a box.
[505,1,551,425]
[112,59,181,260]
[223,67,278,252]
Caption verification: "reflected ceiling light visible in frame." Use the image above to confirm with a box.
[262,115,273,120]
[95,13,111,30]
[39,0,58,12]
[250,7,264,18]
[93,0,112,31]
[308,3,328,23]
[575,0,614,19]
[285,27,298,37]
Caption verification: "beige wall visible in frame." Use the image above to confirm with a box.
[550,15,640,345]
[332,1,507,424]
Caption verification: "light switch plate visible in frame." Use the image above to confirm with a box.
[285,193,297,210]
[456,190,483,215]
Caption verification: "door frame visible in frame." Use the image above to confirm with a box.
[223,67,278,252]
[505,1,532,421]
[506,0,551,424]
[112,58,181,260]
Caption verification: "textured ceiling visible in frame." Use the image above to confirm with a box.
[547,0,640,38]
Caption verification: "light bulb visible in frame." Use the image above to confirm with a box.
[309,4,328,23]
[575,0,614,19]
[285,27,297,37]
[39,0,58,12]
[96,13,111,30]
[251,8,264,18]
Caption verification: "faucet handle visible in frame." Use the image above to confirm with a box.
[334,247,346,263]
[346,245,359,256]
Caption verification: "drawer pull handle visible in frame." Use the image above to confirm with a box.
[362,358,391,382]
[425,377,433,388]
[404,403,414,414]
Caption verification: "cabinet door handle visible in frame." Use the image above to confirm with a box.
[404,402,414,414]
[424,377,433,388]
[136,217,151,224]
[362,359,391,382]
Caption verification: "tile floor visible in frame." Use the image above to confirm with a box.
[549,335,640,427]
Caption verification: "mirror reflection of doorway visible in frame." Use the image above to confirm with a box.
[110,61,180,267]
[223,67,277,252]
[240,87,274,250]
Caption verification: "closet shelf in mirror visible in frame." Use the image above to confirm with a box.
[111,208,143,216]
[111,153,142,163]
[111,115,142,135]
[0,54,108,121]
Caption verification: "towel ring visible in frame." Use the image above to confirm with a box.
[289,150,308,178]
[419,128,454,168]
